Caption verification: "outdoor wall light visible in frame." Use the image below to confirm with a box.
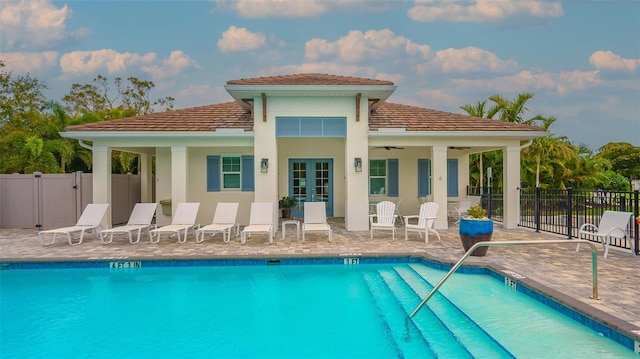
[354,157,363,172]
[260,158,269,173]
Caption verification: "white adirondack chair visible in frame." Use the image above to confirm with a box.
[404,202,440,243]
[369,200,397,240]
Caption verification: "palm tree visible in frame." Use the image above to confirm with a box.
[460,100,498,192]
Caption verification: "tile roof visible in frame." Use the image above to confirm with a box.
[65,102,253,132]
[65,101,543,133]
[371,103,544,132]
[226,73,395,86]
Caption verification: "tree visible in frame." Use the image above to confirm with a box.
[60,75,176,174]
[63,75,174,118]
[595,142,640,191]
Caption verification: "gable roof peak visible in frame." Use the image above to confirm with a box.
[226,73,395,86]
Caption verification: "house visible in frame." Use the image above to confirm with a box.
[61,73,546,231]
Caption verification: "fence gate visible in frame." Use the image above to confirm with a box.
[1,172,141,229]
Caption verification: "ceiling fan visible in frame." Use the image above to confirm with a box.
[448,146,470,150]
[375,146,405,150]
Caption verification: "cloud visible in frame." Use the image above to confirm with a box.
[305,29,430,63]
[218,26,266,53]
[214,0,406,18]
[1,51,58,74]
[416,89,462,107]
[418,47,518,74]
[0,0,89,50]
[59,49,157,76]
[408,0,563,23]
[451,69,602,95]
[142,51,201,80]
[589,50,639,72]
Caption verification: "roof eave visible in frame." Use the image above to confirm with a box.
[225,84,397,111]
[60,130,254,140]
[369,130,548,140]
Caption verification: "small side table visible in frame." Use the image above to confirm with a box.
[281,219,300,241]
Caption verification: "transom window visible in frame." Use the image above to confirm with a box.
[222,156,241,189]
[369,159,387,195]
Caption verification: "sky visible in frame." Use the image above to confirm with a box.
[1,0,638,150]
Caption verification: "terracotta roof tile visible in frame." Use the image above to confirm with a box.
[371,102,544,132]
[226,73,394,86]
[65,102,252,132]
[64,100,543,133]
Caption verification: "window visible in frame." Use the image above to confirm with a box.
[369,159,398,196]
[207,155,254,192]
[369,160,386,195]
[222,156,241,189]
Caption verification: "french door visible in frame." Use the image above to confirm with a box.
[289,159,333,218]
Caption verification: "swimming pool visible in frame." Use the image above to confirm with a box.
[0,258,637,358]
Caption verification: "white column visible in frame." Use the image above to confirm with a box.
[171,146,188,213]
[140,153,153,203]
[253,96,278,227]
[345,97,369,231]
[92,146,112,226]
[458,154,470,196]
[431,146,448,229]
[503,145,521,229]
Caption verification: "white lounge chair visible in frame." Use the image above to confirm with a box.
[241,202,274,244]
[576,210,633,258]
[302,202,332,242]
[150,202,200,244]
[100,203,157,245]
[404,202,440,243]
[38,203,109,246]
[196,202,239,243]
[369,200,397,240]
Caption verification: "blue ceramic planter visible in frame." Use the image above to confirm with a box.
[459,217,493,256]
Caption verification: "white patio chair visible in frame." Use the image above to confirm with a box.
[150,202,200,244]
[241,202,275,244]
[38,203,109,246]
[100,203,157,244]
[448,196,482,223]
[196,202,239,243]
[369,200,397,240]
[404,202,440,243]
[576,210,633,258]
[302,202,332,243]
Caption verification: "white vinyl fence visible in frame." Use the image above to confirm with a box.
[0,172,141,229]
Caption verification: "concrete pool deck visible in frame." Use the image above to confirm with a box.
[1,219,639,346]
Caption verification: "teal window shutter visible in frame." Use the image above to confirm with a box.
[447,159,458,197]
[418,159,431,196]
[207,156,220,192]
[241,155,254,191]
[387,159,399,197]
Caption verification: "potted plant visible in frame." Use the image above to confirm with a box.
[279,196,296,219]
[459,203,493,256]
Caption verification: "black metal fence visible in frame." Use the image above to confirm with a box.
[471,187,639,255]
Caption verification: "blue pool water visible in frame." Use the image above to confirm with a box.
[0,259,636,358]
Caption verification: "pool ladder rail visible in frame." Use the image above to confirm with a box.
[409,239,600,318]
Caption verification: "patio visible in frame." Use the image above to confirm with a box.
[1,219,639,342]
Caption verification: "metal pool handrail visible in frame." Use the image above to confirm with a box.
[409,239,600,318]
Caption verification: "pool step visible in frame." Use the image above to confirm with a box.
[362,272,436,358]
[376,269,474,358]
[396,265,514,358]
